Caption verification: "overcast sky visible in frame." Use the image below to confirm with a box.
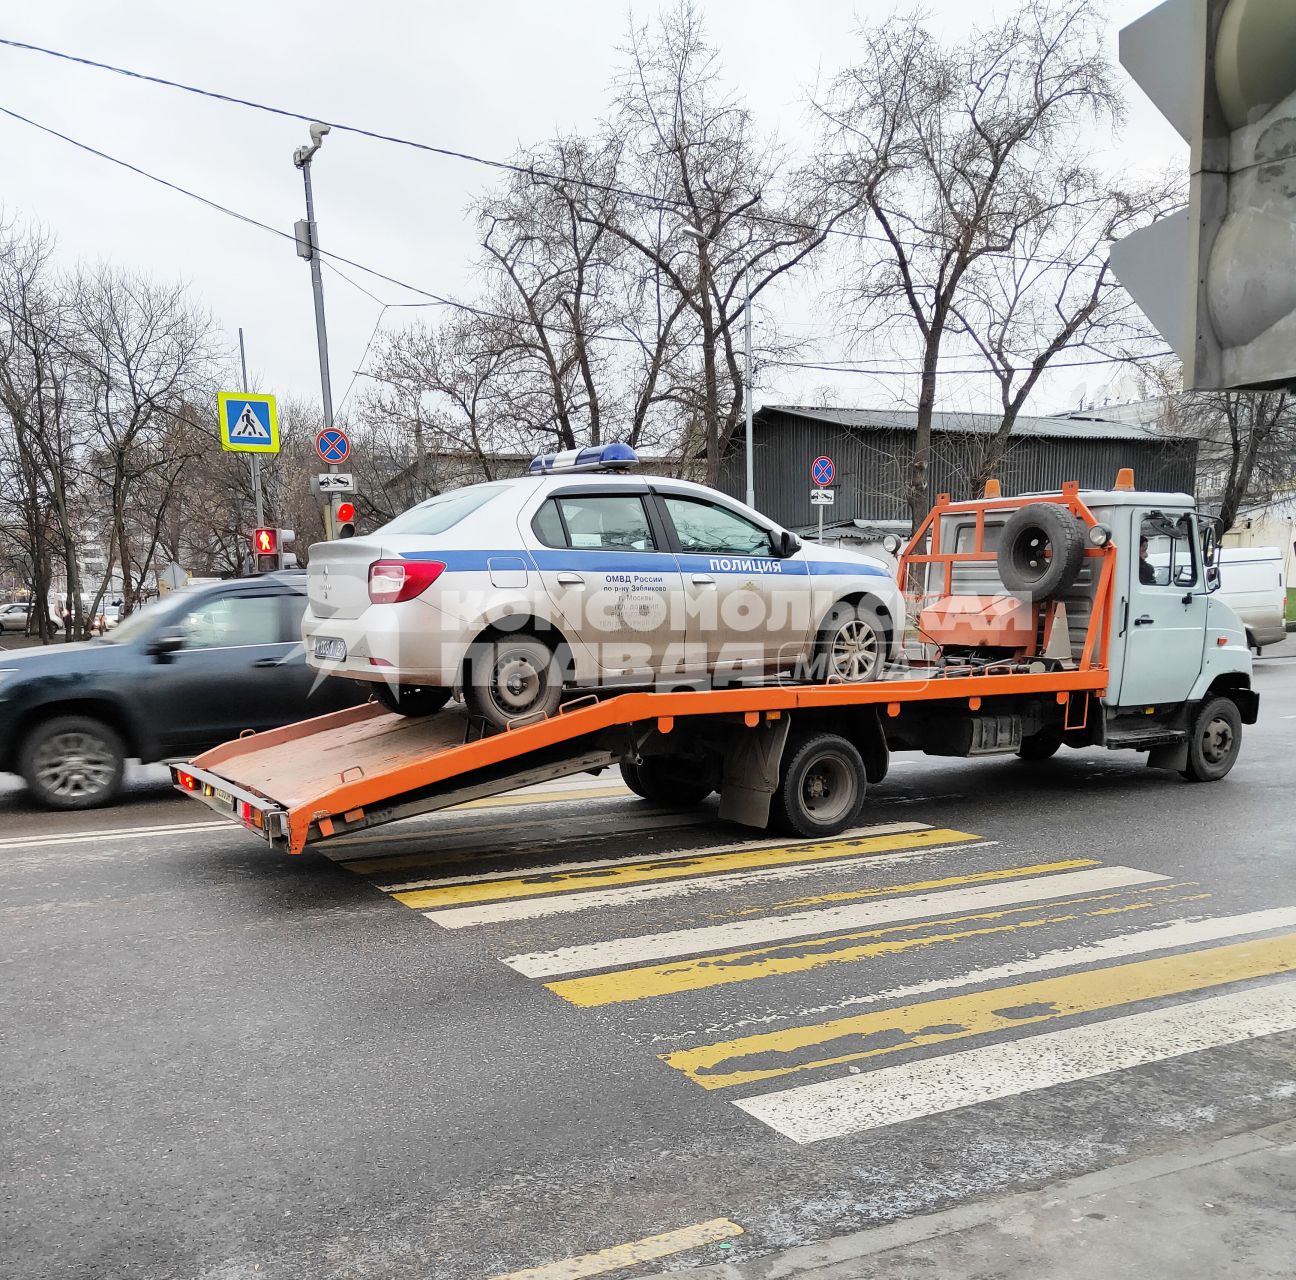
[0,1,1184,429]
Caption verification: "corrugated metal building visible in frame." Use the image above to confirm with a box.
[720,406,1198,530]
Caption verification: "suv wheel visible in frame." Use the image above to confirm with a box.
[20,715,126,810]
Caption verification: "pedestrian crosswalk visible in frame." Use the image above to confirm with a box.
[329,796,1296,1145]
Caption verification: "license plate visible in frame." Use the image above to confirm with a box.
[212,787,233,807]
[314,637,347,661]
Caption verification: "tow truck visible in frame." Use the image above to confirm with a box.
[171,470,1257,854]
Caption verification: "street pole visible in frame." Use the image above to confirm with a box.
[743,266,755,511]
[238,328,264,531]
[294,124,337,539]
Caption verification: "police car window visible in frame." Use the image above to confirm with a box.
[178,595,283,649]
[664,497,772,556]
[555,495,656,552]
[532,499,567,548]
[377,483,508,536]
[1139,512,1198,590]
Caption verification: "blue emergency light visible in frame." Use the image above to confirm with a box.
[528,443,639,475]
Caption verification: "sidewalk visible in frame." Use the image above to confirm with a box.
[652,1120,1296,1280]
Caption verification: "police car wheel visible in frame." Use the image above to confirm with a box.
[372,682,451,717]
[619,759,713,806]
[814,602,887,683]
[466,635,564,729]
[774,732,867,838]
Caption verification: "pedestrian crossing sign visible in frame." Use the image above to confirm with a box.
[218,391,280,454]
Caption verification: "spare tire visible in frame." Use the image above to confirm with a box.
[997,504,1085,600]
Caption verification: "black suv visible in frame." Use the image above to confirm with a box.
[0,574,366,809]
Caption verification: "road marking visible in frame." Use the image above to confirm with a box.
[661,930,1296,1090]
[645,885,1211,1043]
[393,826,979,911]
[331,809,707,866]
[503,864,1160,978]
[544,889,1221,1008]
[0,819,229,850]
[487,1217,743,1280]
[424,841,999,929]
[372,821,932,890]
[736,978,1296,1143]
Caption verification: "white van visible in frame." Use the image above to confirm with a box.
[1217,547,1288,650]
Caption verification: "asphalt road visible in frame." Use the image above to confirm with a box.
[4,642,1296,1280]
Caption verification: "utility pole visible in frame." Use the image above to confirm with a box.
[294,122,337,539]
[743,265,755,511]
[238,328,265,532]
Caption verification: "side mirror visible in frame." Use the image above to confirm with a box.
[775,529,801,558]
[147,632,184,662]
[1206,564,1221,593]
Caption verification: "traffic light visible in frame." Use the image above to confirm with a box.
[250,528,297,573]
[1110,0,1296,390]
[335,500,357,539]
[252,527,278,574]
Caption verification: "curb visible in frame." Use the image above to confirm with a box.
[642,1119,1296,1280]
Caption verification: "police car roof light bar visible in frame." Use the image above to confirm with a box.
[528,443,638,475]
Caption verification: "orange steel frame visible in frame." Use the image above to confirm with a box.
[183,485,1120,854]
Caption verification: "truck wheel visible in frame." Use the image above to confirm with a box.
[20,715,126,810]
[372,682,450,717]
[773,733,867,838]
[464,635,564,730]
[619,759,713,806]
[811,601,887,683]
[1181,696,1242,783]
[997,504,1085,600]
[1017,729,1062,761]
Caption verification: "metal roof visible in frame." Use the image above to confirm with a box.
[762,406,1166,443]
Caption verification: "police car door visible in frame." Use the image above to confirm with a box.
[526,488,689,681]
[657,492,810,679]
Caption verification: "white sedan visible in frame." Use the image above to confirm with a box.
[302,445,905,728]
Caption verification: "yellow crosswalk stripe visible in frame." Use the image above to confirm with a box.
[661,930,1296,1089]
[391,827,986,911]
[545,887,1211,1007]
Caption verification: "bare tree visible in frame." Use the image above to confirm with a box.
[817,0,1123,525]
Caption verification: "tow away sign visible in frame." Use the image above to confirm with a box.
[218,392,280,453]
[810,488,835,506]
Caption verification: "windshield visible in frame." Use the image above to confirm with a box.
[376,483,510,537]
[99,594,181,645]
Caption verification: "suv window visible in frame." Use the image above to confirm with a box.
[179,593,285,648]
[663,496,773,556]
[1139,513,1198,590]
[552,495,657,551]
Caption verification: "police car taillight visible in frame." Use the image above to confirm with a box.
[368,559,445,604]
[528,442,638,474]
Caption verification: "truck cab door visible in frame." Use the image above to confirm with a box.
[1116,510,1209,707]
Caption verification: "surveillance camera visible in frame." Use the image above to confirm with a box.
[310,122,331,144]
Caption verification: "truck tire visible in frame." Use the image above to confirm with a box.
[1017,729,1062,761]
[773,732,867,838]
[20,714,126,810]
[619,759,714,807]
[997,504,1085,601]
[372,682,451,717]
[464,634,564,730]
[810,601,887,683]
[1181,696,1242,783]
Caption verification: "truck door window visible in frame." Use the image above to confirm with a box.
[1139,513,1198,590]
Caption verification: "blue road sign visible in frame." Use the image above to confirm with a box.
[217,392,279,453]
[315,428,351,464]
[811,455,835,487]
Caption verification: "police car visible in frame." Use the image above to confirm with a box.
[302,444,905,728]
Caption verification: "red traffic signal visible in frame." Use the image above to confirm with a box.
[335,501,356,524]
[253,527,277,555]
